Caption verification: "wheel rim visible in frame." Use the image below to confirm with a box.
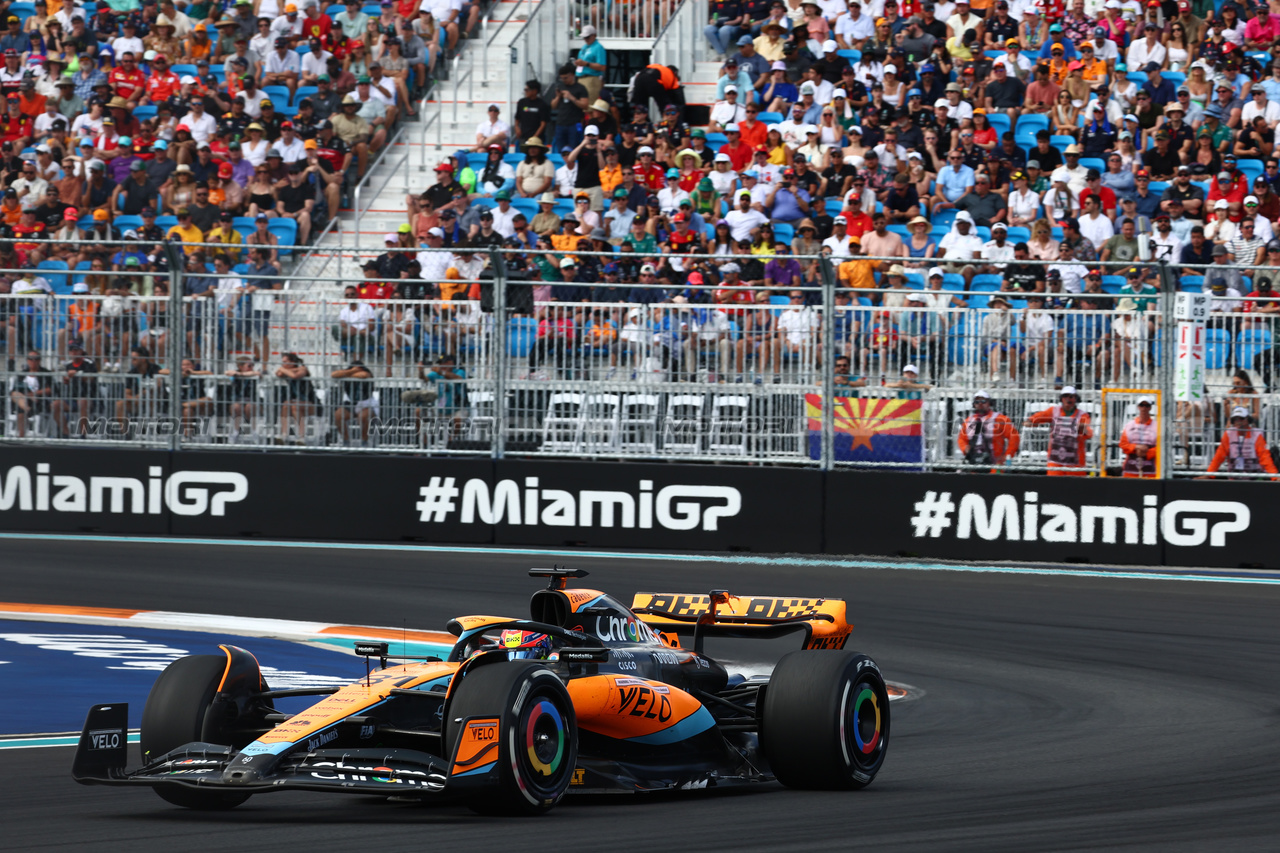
[846,678,885,769]
[519,696,568,790]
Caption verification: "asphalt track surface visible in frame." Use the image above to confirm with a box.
[5,540,1280,852]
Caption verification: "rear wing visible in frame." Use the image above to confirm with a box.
[630,592,850,653]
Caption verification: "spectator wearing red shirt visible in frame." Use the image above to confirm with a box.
[109,53,146,107]
[1,98,32,148]
[302,2,333,40]
[633,147,665,191]
[1078,169,1116,215]
[842,195,874,238]
[1208,154,1250,216]
[737,105,767,151]
[719,123,752,172]
[145,55,180,104]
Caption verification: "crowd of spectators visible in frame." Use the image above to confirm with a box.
[0,0,463,270]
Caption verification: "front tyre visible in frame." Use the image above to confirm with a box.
[445,661,578,815]
[139,654,252,810]
[761,650,890,790]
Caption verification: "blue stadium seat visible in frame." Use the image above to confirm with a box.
[113,215,143,233]
[552,198,573,217]
[470,196,498,210]
[1162,71,1186,88]
[985,113,1011,137]
[38,259,70,295]
[1179,274,1203,292]
[1206,328,1231,370]
[1148,181,1170,195]
[825,198,844,215]
[509,318,538,357]
[171,64,198,77]
[156,215,179,230]
[1079,157,1105,173]
[503,152,525,167]
[232,216,256,240]
[705,132,728,148]
[1005,226,1030,243]
[773,222,794,244]
[933,209,957,231]
[1015,113,1048,136]
[1050,134,1075,154]
[837,49,861,64]
[262,85,292,113]
[1237,329,1272,368]
[886,224,909,238]
[1126,71,1147,84]
[1237,158,1264,186]
[1101,275,1125,290]
[133,105,157,121]
[294,85,318,106]
[757,111,783,124]
[268,218,298,255]
[510,197,537,219]
[972,275,1002,289]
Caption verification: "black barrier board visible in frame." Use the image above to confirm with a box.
[0,446,171,535]
[826,471,1274,569]
[168,452,494,543]
[492,460,824,552]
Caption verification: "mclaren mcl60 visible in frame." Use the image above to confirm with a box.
[72,568,890,814]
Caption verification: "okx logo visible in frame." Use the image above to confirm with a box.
[417,477,742,531]
[910,491,1250,548]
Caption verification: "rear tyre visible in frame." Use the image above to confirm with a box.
[140,654,252,810]
[761,650,890,790]
[445,661,577,816]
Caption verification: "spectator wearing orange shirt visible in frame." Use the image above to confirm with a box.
[737,104,768,151]
[1025,387,1093,476]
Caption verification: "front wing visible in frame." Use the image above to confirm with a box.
[71,703,499,799]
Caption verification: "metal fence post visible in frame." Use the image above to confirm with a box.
[819,257,837,470]
[491,247,509,460]
[163,239,186,452]
[1158,259,1175,479]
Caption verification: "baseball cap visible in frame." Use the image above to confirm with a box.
[1231,406,1251,419]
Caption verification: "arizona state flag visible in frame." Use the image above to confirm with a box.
[805,395,924,464]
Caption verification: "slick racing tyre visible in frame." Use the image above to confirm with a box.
[761,650,890,790]
[445,661,578,816]
[140,655,252,810]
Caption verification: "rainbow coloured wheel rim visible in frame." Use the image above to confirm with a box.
[845,676,887,771]
[523,699,567,779]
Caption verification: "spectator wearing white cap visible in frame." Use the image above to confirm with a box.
[566,124,607,211]
[980,222,1015,272]
[725,187,769,241]
[937,210,984,287]
[823,214,856,259]
[709,85,747,133]
[708,152,739,195]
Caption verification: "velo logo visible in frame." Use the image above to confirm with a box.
[910,490,1250,548]
[416,477,742,531]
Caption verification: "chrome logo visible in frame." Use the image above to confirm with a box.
[371,766,396,783]
[852,687,881,754]
[524,700,565,777]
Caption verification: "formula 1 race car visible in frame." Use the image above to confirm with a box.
[72,569,890,814]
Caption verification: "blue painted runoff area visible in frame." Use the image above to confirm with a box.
[0,620,374,739]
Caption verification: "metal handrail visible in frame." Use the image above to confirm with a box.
[352,123,407,246]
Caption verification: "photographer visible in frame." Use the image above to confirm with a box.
[765,166,811,225]
[550,64,589,156]
[565,125,607,212]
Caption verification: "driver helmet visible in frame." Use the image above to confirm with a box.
[500,629,553,660]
